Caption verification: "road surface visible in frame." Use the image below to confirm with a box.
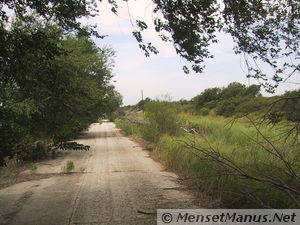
[0,122,203,225]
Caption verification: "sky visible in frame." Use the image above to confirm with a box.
[88,0,299,106]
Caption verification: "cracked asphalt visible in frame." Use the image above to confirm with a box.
[0,121,201,225]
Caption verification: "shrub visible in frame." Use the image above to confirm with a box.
[198,107,209,116]
[144,101,181,141]
[157,115,300,208]
[3,156,22,174]
[234,96,269,115]
[66,160,74,172]
[274,90,300,122]
[216,99,236,117]
[115,118,143,136]
[62,160,74,173]
[29,163,37,171]
[107,112,117,122]
[80,167,86,172]
[22,141,50,161]
[140,125,161,143]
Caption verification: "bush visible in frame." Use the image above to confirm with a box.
[22,141,50,161]
[107,112,117,122]
[233,96,269,116]
[198,107,209,116]
[115,118,142,136]
[274,90,300,122]
[62,160,74,173]
[144,101,182,142]
[29,163,37,171]
[216,99,236,117]
[157,115,300,208]
[140,125,160,143]
[2,156,23,174]
[0,29,122,165]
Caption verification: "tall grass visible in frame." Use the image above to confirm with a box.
[157,114,300,208]
[116,105,300,208]
[116,101,182,143]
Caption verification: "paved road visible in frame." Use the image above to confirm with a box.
[0,122,200,225]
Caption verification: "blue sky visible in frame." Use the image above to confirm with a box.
[90,0,299,105]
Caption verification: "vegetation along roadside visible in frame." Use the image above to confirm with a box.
[0,18,122,166]
[116,83,300,209]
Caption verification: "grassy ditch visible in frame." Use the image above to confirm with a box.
[116,103,300,208]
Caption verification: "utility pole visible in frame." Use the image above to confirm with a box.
[141,90,144,112]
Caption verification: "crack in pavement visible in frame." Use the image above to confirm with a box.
[0,122,209,225]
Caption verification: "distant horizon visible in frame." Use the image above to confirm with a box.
[120,82,299,107]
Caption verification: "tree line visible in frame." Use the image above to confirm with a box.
[1,0,299,164]
[191,82,299,121]
[132,82,299,125]
[0,16,122,164]
[116,83,299,208]
[2,1,298,93]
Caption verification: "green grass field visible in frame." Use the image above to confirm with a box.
[116,111,300,208]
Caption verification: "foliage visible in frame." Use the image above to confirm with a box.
[131,0,300,92]
[0,20,122,164]
[115,101,182,143]
[115,113,150,140]
[144,101,182,142]
[2,1,299,92]
[192,88,221,109]
[116,91,300,208]
[104,86,123,115]
[23,141,51,161]
[157,115,300,208]
[51,142,90,151]
[2,156,22,174]
[29,163,38,171]
[193,85,300,122]
[137,97,151,110]
[115,118,139,136]
[273,90,300,123]
[234,96,269,115]
[192,82,264,117]
[80,167,86,173]
[216,97,244,117]
[221,82,261,99]
[62,160,75,173]
[198,107,209,116]
[0,1,99,38]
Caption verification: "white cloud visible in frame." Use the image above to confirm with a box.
[94,0,176,57]
[93,0,299,105]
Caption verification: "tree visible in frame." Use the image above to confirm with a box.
[0,2,101,103]
[144,100,181,141]
[243,84,262,98]
[131,0,299,92]
[103,85,123,114]
[1,1,299,92]
[137,97,151,110]
[0,19,121,163]
[191,82,263,116]
[192,87,221,109]
[221,82,247,99]
[0,0,97,31]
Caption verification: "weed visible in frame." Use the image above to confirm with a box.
[61,160,74,173]
[79,167,86,172]
[117,109,300,208]
[29,163,37,171]
[3,156,22,174]
[157,115,300,208]
[144,101,182,139]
